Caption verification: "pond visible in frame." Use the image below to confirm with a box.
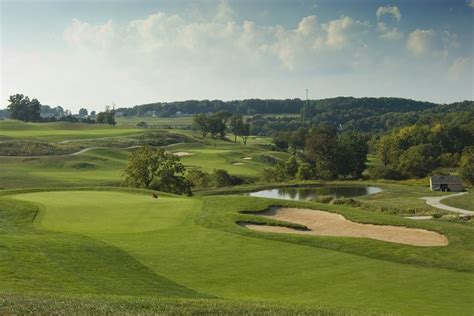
[244,186,382,201]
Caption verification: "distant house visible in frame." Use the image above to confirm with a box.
[430,175,463,192]
[144,111,157,117]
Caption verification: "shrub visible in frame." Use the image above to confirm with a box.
[136,121,148,128]
[212,169,244,187]
[296,163,313,180]
[186,169,212,188]
[313,195,334,204]
[331,198,362,207]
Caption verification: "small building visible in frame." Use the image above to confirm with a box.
[430,175,463,192]
[144,110,157,117]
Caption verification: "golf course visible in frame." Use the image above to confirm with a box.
[0,119,473,315]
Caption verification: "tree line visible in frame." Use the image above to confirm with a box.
[193,112,250,143]
[266,126,369,181]
[372,123,474,180]
[5,94,115,126]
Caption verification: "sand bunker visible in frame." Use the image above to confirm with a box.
[242,157,252,160]
[232,162,245,166]
[173,152,192,157]
[243,207,448,247]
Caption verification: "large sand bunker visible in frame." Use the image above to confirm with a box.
[173,151,192,157]
[243,207,448,247]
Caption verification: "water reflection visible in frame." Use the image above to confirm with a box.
[244,186,382,201]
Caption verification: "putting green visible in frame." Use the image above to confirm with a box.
[15,191,198,234]
[9,190,474,315]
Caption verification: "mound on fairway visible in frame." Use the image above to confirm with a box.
[244,207,448,246]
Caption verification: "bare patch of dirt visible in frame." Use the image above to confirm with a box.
[244,207,448,247]
[173,151,192,157]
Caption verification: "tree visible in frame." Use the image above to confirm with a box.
[7,94,41,122]
[376,134,400,168]
[273,132,289,152]
[337,131,368,179]
[289,127,307,154]
[229,114,244,142]
[460,146,474,185]
[96,112,106,124]
[185,169,212,188]
[207,114,226,139]
[398,144,439,178]
[296,163,313,180]
[193,114,209,137]
[305,125,338,180]
[78,108,88,116]
[96,107,116,126]
[284,156,299,178]
[241,123,250,145]
[122,146,192,195]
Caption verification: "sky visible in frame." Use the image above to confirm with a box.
[1,0,473,112]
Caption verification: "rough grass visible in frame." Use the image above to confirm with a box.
[0,293,382,315]
[442,191,474,212]
[2,189,473,315]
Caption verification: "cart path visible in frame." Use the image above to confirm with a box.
[419,192,473,215]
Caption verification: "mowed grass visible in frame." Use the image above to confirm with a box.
[3,189,473,315]
[0,137,286,189]
[443,190,474,212]
[168,142,288,178]
[0,120,142,142]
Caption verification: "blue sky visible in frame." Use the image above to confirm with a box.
[1,0,473,112]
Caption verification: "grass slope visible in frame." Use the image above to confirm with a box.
[442,191,474,212]
[0,196,204,298]
[3,189,473,315]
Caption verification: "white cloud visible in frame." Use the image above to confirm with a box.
[63,19,116,50]
[406,29,435,56]
[377,22,403,40]
[448,57,470,80]
[376,6,401,22]
[323,16,368,49]
[376,6,402,40]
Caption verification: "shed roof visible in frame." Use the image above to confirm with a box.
[430,175,462,185]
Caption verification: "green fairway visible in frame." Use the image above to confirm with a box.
[0,136,286,189]
[0,120,142,142]
[2,189,473,315]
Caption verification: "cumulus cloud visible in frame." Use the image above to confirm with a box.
[377,22,403,40]
[376,6,402,40]
[323,16,368,49]
[376,6,401,22]
[62,10,370,72]
[405,29,459,59]
[63,19,116,50]
[406,29,435,56]
[448,57,470,80]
